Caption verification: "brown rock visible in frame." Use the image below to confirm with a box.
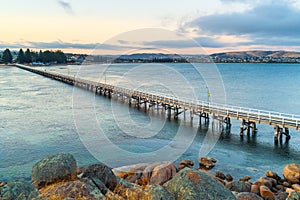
[253,181,262,186]
[236,192,263,200]
[226,173,233,182]
[260,185,275,200]
[283,181,291,187]
[291,184,300,193]
[275,192,289,200]
[286,188,296,194]
[216,171,226,180]
[113,162,176,187]
[265,171,282,181]
[198,157,216,170]
[283,163,300,184]
[271,187,278,193]
[178,160,194,171]
[251,184,260,195]
[275,184,284,191]
[242,176,252,182]
[148,162,177,185]
[0,182,5,187]
[259,177,276,189]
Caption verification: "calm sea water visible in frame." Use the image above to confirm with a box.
[1,63,300,182]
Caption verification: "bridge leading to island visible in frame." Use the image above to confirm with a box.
[15,64,300,143]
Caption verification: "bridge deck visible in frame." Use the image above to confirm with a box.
[15,64,300,131]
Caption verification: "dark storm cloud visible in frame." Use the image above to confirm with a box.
[185,2,300,46]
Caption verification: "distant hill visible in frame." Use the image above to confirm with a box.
[210,51,300,59]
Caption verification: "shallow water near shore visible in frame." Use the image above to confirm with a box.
[1,63,300,182]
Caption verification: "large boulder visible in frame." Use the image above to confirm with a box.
[114,177,174,200]
[32,153,77,189]
[0,180,39,200]
[163,168,236,200]
[283,163,300,184]
[80,163,117,191]
[225,181,251,193]
[235,192,263,200]
[39,179,104,200]
[113,162,176,186]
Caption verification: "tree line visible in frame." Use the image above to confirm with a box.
[0,48,67,64]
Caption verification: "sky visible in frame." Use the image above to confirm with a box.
[1,0,300,54]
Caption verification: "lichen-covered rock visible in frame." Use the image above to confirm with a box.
[178,160,194,171]
[198,157,216,170]
[283,163,300,184]
[225,181,251,192]
[39,179,104,200]
[0,180,39,200]
[163,168,236,200]
[105,190,125,200]
[114,177,174,200]
[32,153,77,189]
[235,192,263,200]
[80,163,117,191]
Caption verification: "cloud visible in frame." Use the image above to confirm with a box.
[0,41,136,51]
[57,0,74,15]
[183,2,300,47]
[143,37,231,48]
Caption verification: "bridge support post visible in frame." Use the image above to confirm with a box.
[190,110,194,124]
[284,128,291,140]
[274,126,279,143]
[174,107,179,119]
[167,106,172,119]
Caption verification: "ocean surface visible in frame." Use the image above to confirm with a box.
[1,63,300,182]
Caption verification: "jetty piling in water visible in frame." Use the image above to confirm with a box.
[15,64,300,143]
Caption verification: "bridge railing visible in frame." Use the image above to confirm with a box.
[16,64,300,126]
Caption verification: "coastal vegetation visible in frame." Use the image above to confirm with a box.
[1,48,67,65]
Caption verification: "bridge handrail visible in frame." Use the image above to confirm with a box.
[16,64,300,122]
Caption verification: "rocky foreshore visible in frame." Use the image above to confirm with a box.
[0,153,299,200]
